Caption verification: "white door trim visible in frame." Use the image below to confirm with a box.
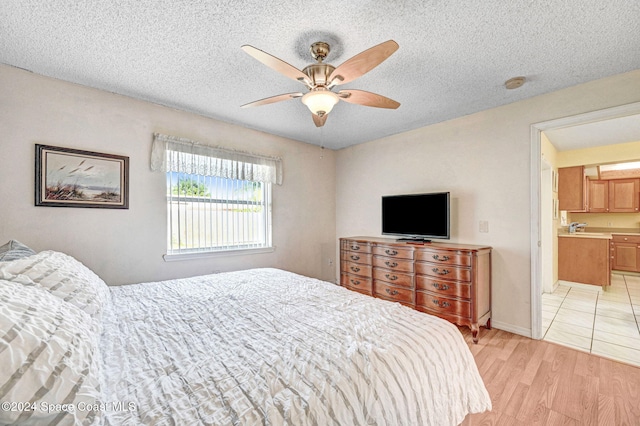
[530,101,640,340]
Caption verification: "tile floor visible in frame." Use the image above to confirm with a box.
[541,273,640,367]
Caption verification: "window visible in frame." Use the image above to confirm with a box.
[167,173,271,254]
[151,134,282,256]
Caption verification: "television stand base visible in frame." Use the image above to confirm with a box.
[396,238,431,243]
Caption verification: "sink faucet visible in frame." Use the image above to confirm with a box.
[569,222,588,233]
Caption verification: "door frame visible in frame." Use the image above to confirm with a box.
[530,101,640,340]
[540,156,554,294]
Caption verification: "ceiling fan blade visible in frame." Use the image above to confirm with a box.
[241,92,303,108]
[338,89,400,109]
[242,45,312,87]
[328,40,399,86]
[312,113,328,127]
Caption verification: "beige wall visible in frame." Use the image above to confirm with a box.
[569,212,640,229]
[336,69,640,336]
[557,140,640,168]
[541,133,559,167]
[0,64,337,285]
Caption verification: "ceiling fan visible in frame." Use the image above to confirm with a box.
[241,40,400,127]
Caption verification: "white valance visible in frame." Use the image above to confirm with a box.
[150,133,283,185]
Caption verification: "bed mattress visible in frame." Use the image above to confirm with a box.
[99,268,491,425]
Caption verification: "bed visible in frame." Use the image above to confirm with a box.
[0,243,491,425]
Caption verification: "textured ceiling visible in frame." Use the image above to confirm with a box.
[1,1,639,150]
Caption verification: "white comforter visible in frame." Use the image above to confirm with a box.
[100,268,490,425]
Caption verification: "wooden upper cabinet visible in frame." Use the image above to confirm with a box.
[608,179,640,212]
[561,167,639,213]
[558,166,587,212]
[588,180,609,212]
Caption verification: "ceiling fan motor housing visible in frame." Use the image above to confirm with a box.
[302,63,336,87]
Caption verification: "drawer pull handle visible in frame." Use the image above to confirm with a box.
[350,266,360,273]
[351,245,360,250]
[385,274,398,281]
[432,282,450,291]
[386,288,399,296]
[350,255,360,261]
[385,249,398,255]
[385,261,398,267]
[432,268,450,275]
[432,254,450,262]
[432,299,450,308]
[350,279,361,286]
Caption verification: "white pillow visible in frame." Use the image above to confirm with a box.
[0,240,36,262]
[0,251,110,323]
[0,280,102,425]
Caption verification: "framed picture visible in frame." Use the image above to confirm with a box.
[553,198,559,220]
[552,169,558,193]
[35,144,129,209]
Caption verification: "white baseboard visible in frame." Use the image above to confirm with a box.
[491,321,532,339]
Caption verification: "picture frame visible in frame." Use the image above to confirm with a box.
[35,144,129,209]
[553,198,559,220]
[552,169,558,193]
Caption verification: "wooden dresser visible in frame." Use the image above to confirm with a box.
[340,236,492,343]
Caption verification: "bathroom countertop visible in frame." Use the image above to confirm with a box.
[558,227,640,239]
[558,232,612,239]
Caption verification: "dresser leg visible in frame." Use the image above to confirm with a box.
[486,318,491,330]
[471,323,479,344]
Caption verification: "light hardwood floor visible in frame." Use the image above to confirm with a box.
[458,327,640,425]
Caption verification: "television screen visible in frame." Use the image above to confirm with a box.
[382,192,450,241]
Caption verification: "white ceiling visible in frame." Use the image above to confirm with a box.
[1,1,639,150]
[544,114,640,152]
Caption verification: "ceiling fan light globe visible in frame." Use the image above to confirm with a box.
[301,90,339,115]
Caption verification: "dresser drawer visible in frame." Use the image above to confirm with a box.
[342,260,372,278]
[373,268,413,288]
[340,274,373,293]
[341,240,372,254]
[341,250,373,265]
[373,245,414,260]
[415,249,471,266]
[375,283,414,304]
[416,262,471,282]
[415,276,471,299]
[416,292,471,318]
[373,255,414,272]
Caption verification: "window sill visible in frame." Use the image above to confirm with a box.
[163,246,275,262]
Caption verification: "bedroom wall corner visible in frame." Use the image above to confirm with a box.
[0,64,337,285]
[335,69,640,336]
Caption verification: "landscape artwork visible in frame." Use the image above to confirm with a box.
[35,144,129,209]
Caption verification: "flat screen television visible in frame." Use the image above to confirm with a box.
[382,192,450,242]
